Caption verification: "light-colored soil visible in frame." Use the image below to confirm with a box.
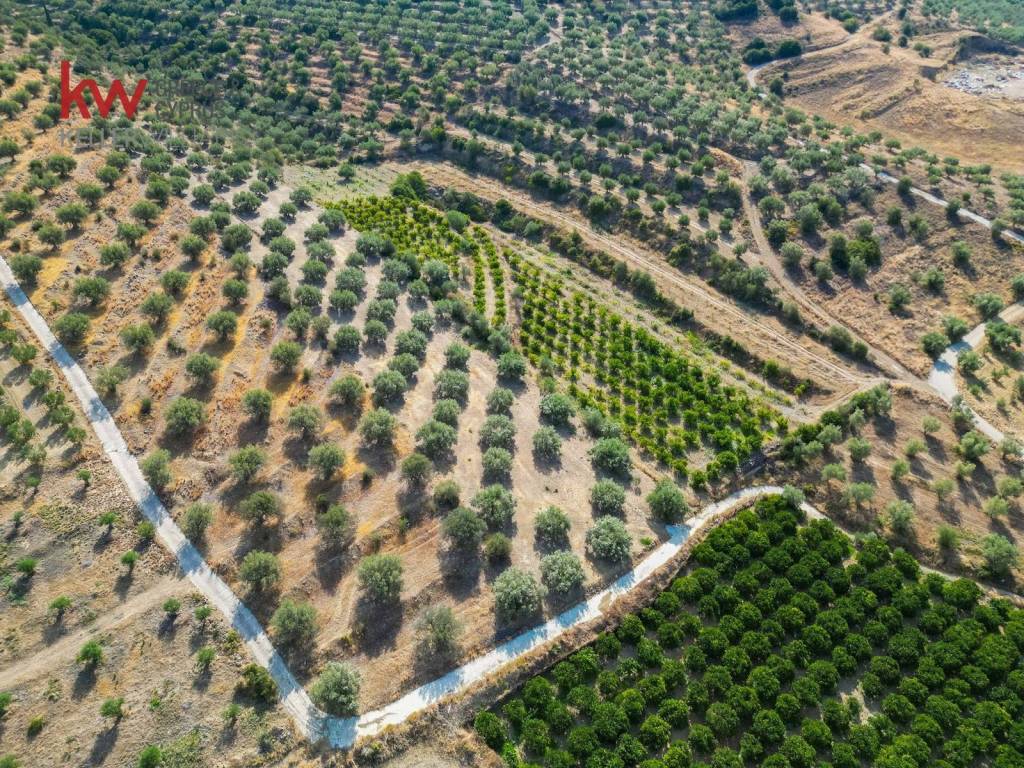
[790,184,1024,376]
[775,26,1024,173]
[1,139,673,713]
[1,583,297,767]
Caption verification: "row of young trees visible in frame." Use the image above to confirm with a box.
[510,255,782,485]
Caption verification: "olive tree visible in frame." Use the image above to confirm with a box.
[310,662,361,716]
[358,554,403,602]
[493,567,543,622]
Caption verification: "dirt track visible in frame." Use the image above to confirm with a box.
[405,159,869,394]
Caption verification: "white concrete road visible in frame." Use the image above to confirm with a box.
[927,303,1024,444]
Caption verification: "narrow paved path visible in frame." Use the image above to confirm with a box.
[927,303,1023,443]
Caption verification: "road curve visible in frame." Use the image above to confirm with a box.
[3,243,1018,749]
[927,303,1024,443]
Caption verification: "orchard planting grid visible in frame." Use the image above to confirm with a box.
[509,254,783,484]
[337,194,509,325]
[476,494,1024,768]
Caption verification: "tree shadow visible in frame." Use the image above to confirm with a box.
[113,570,134,600]
[353,597,403,657]
[439,546,482,599]
[72,666,99,700]
[315,544,356,592]
[85,722,119,766]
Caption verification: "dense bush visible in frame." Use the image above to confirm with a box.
[357,554,403,603]
[310,662,361,716]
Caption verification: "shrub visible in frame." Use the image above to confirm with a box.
[885,500,915,534]
[445,342,471,369]
[541,551,585,595]
[165,397,205,435]
[587,516,632,562]
[329,374,365,409]
[480,414,516,450]
[487,387,515,414]
[182,503,213,541]
[416,418,458,457]
[434,369,470,401]
[54,312,90,344]
[532,426,562,461]
[540,393,575,426]
[484,533,512,563]
[308,443,345,479]
[440,500,488,548]
[77,639,103,667]
[270,341,303,372]
[358,554,403,602]
[982,534,1017,578]
[241,388,273,421]
[432,398,461,427]
[647,480,689,523]
[206,310,238,340]
[591,479,627,516]
[590,437,632,476]
[359,408,397,447]
[400,452,432,486]
[121,322,155,353]
[416,605,462,657]
[482,447,513,479]
[229,446,266,482]
[432,479,461,510]
[493,567,543,621]
[239,491,280,526]
[497,351,527,381]
[237,664,277,705]
[141,449,172,489]
[317,504,353,548]
[475,711,507,751]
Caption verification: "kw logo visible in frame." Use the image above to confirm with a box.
[60,61,147,120]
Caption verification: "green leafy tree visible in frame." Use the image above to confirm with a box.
[229,446,266,482]
[358,554,403,603]
[647,480,689,523]
[587,516,632,561]
[308,443,345,479]
[493,567,543,622]
[165,397,205,435]
[239,550,281,591]
[271,599,318,651]
[310,662,361,716]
